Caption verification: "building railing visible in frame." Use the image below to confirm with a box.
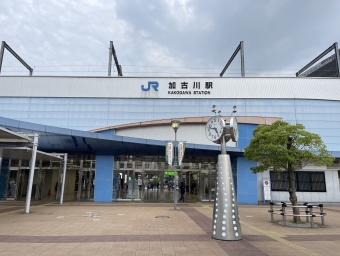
[268,202,326,228]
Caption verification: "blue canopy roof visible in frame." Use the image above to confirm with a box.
[0,117,244,157]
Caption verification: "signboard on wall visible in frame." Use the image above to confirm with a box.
[3,77,340,102]
[262,178,272,203]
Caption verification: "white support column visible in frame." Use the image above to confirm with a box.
[25,134,39,214]
[60,153,68,205]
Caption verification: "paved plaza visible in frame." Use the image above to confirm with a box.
[0,201,339,256]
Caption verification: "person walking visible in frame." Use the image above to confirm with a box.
[179,182,185,202]
[55,181,58,200]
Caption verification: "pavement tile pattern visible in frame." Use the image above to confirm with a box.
[0,201,339,255]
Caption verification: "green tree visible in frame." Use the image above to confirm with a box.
[244,121,334,223]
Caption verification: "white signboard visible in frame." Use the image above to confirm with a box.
[4,77,338,101]
[263,178,272,202]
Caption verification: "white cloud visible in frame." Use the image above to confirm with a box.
[1,0,340,77]
[164,0,194,29]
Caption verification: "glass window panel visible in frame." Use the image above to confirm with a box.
[298,181,311,191]
[108,105,154,112]
[107,119,150,126]
[109,99,155,105]
[153,105,199,113]
[108,112,154,120]
[28,111,69,119]
[296,113,340,121]
[154,99,200,106]
[199,99,246,106]
[0,98,30,104]
[310,172,325,182]
[0,111,28,119]
[68,112,108,119]
[247,112,295,120]
[246,99,293,106]
[30,98,70,104]
[308,129,340,136]
[270,171,289,191]
[28,118,68,127]
[67,119,108,127]
[69,105,109,111]
[153,112,196,119]
[0,104,30,111]
[69,98,109,105]
[29,104,69,111]
[321,137,340,144]
[300,121,340,129]
[246,106,295,113]
[295,99,340,107]
[67,126,100,131]
[326,144,339,151]
[199,105,246,113]
[311,182,326,191]
[296,106,340,114]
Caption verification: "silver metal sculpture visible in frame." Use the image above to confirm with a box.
[205,106,242,241]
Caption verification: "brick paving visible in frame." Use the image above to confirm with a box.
[0,201,339,255]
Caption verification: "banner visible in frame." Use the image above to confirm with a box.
[178,141,186,166]
[165,142,174,166]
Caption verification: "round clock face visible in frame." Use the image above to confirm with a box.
[206,116,225,142]
[230,117,239,142]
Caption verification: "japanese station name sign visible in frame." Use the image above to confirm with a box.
[141,79,214,97]
[167,81,213,95]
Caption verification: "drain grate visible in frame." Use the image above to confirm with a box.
[155,216,170,219]
[37,213,53,215]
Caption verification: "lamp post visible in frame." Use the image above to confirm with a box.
[171,120,181,210]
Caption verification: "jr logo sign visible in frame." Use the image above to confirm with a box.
[141,81,159,91]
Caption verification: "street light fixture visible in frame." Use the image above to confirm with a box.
[171,120,181,210]
[171,120,180,133]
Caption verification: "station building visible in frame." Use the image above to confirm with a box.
[0,76,339,205]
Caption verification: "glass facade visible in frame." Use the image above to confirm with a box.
[112,156,226,202]
[0,97,339,151]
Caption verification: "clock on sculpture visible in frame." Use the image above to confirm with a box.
[205,116,225,143]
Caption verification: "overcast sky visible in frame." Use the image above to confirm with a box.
[1,0,340,77]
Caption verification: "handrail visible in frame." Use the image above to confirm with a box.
[268,202,326,228]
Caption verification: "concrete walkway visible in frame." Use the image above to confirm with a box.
[0,201,339,255]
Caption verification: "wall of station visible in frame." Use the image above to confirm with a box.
[0,76,339,204]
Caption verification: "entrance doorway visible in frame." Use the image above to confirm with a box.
[75,169,95,201]
[143,170,162,201]
[112,159,223,203]
[114,168,142,201]
[142,170,184,202]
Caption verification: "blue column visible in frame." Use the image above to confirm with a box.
[237,157,258,205]
[94,155,114,202]
[238,124,257,148]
